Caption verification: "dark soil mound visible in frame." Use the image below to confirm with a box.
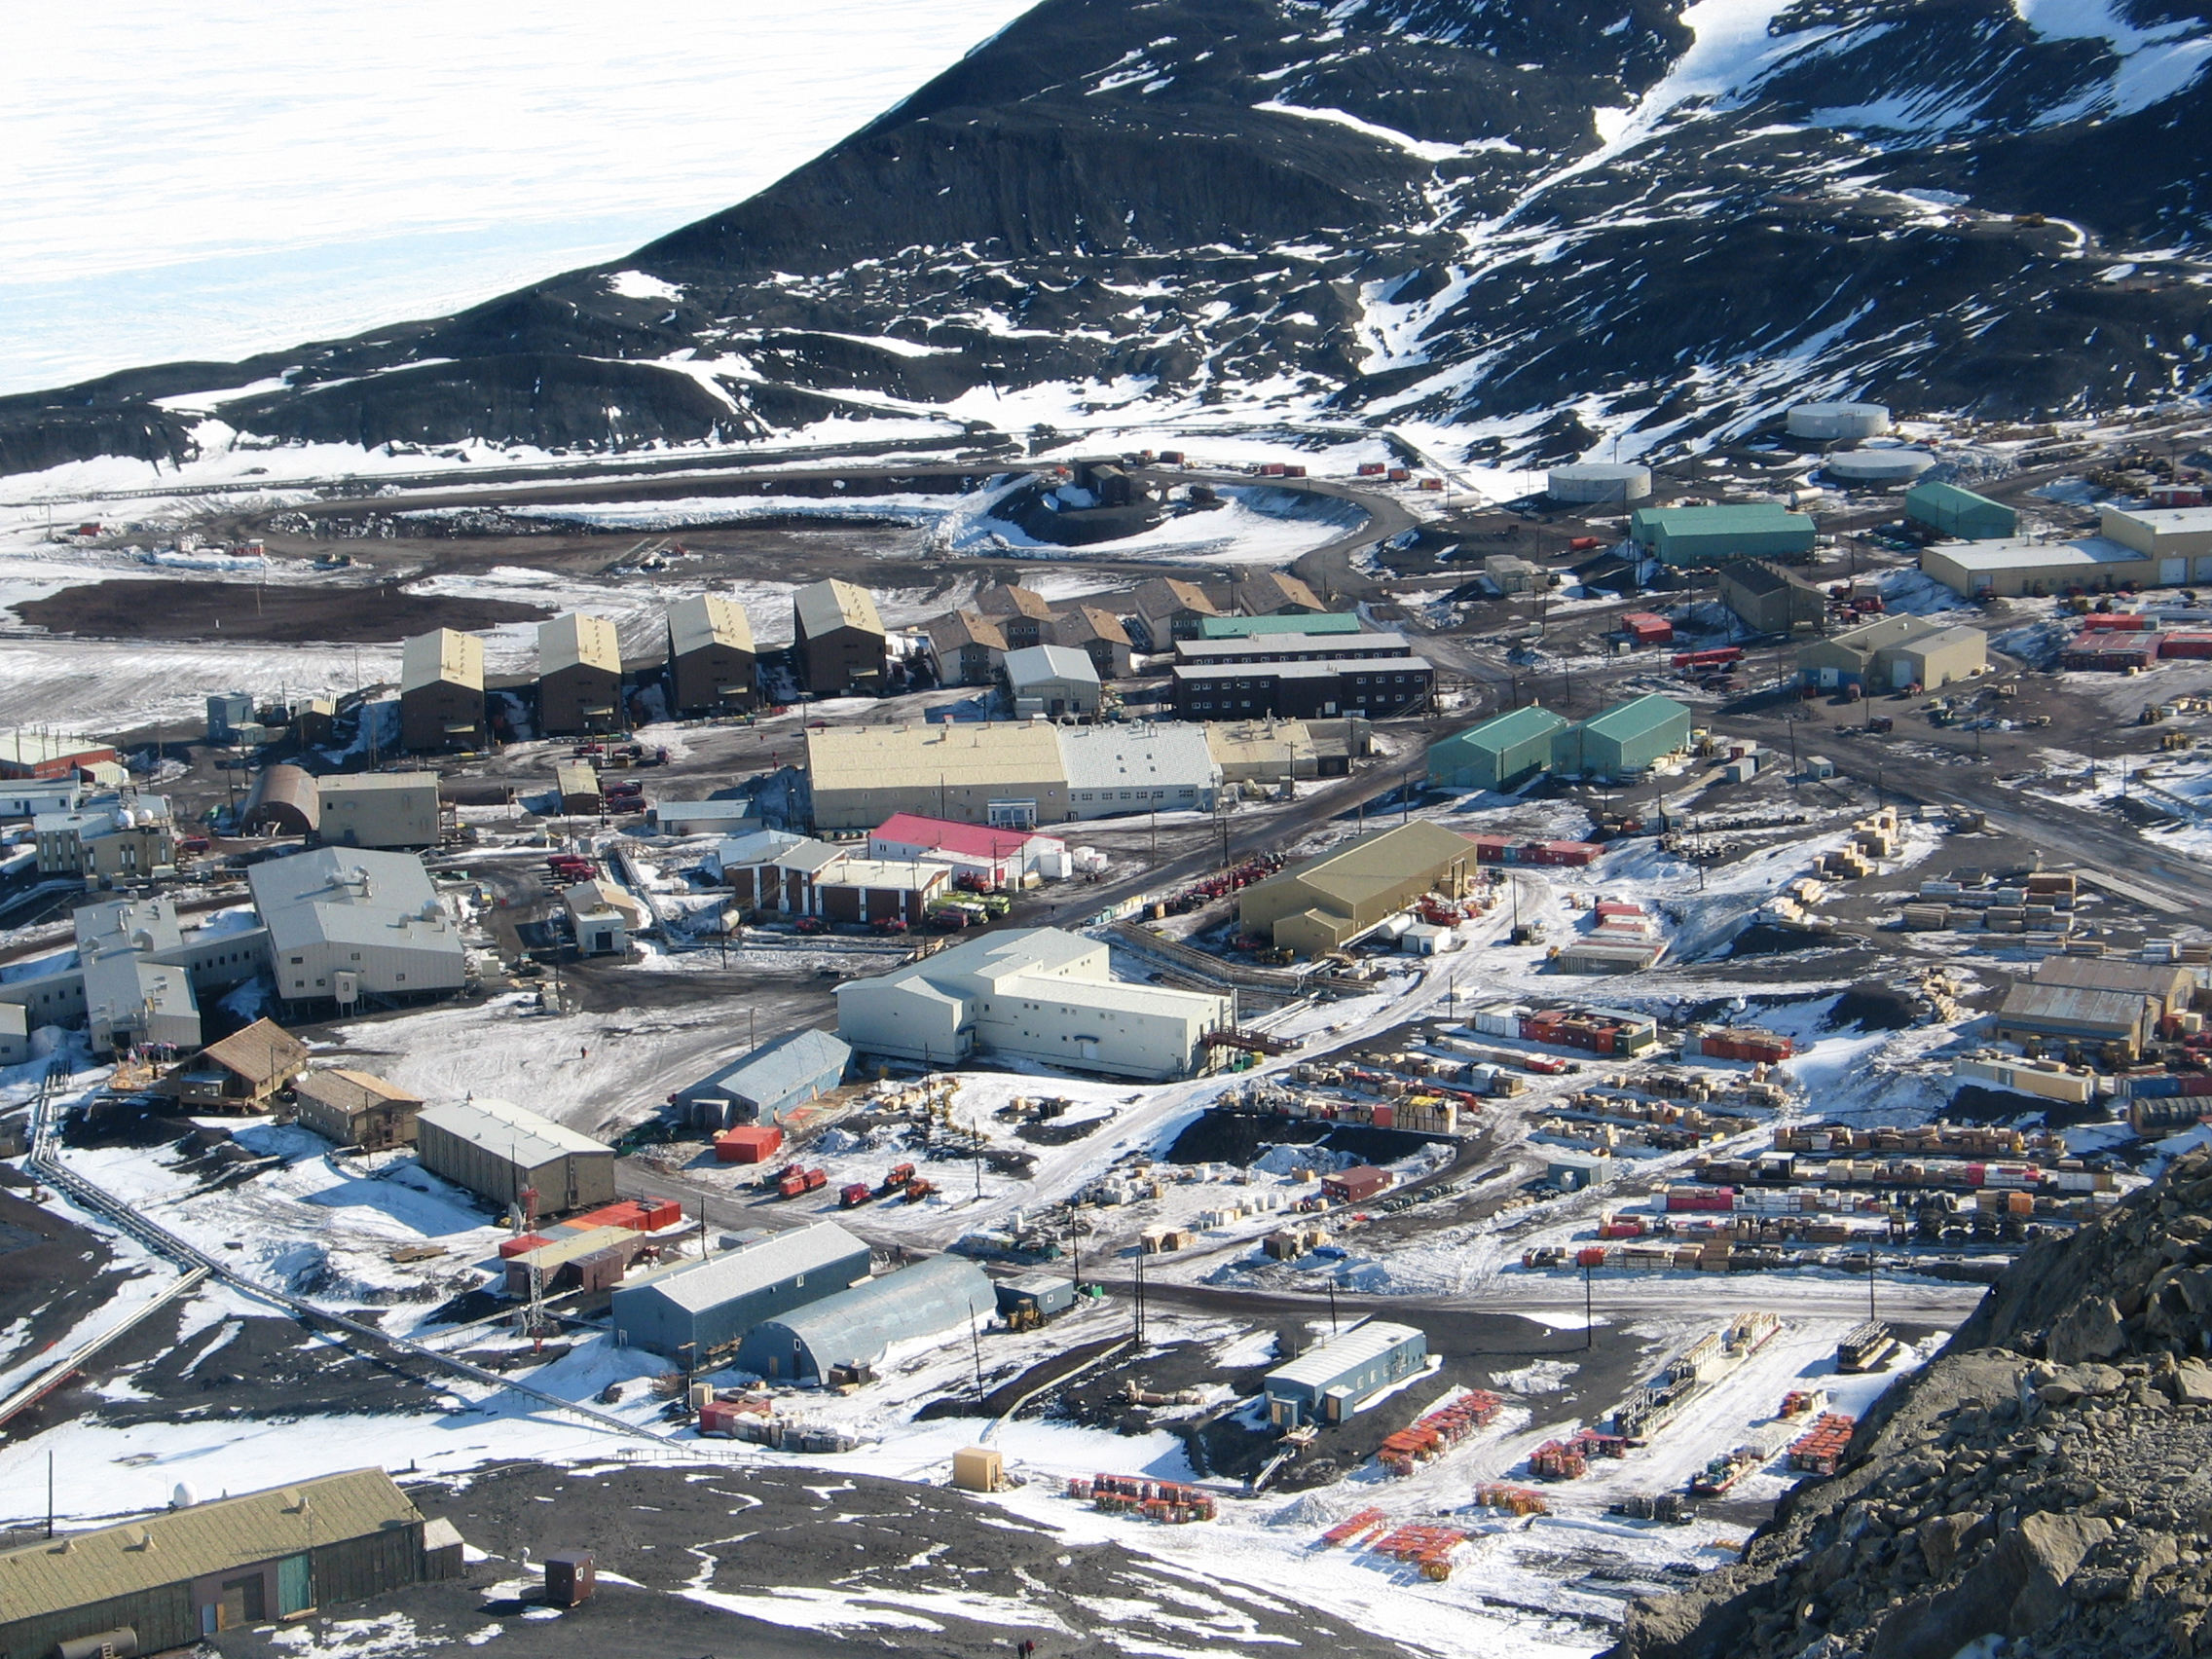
[14,578,552,645]
[1825,982,1919,1031]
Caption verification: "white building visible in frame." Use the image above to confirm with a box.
[834,927,1229,1081]
[1003,644,1101,718]
[564,878,648,955]
[248,847,469,1015]
[1057,721,1221,820]
[650,799,760,837]
[33,795,174,880]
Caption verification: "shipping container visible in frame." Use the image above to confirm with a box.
[716,1124,785,1163]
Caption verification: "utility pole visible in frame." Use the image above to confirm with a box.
[1327,1278,1339,1335]
[971,1309,984,1402]
[1584,1262,1595,1350]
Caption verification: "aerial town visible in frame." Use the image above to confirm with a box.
[2,381,2212,1658]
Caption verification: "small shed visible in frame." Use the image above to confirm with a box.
[157,1017,310,1112]
[952,1447,1006,1493]
[994,1272,1077,1325]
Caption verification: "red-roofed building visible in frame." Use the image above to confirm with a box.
[867,813,1068,885]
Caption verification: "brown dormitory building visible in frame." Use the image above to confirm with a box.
[792,578,887,696]
[665,593,757,715]
[536,612,623,735]
[398,627,487,753]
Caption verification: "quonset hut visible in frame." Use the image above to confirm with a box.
[733,1253,993,1382]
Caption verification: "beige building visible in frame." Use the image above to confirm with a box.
[1796,613,1986,691]
[806,720,1070,830]
[156,1016,310,1112]
[399,628,486,752]
[2101,502,2212,575]
[667,595,756,715]
[294,1067,424,1150]
[793,579,887,696]
[1921,535,2159,598]
[1238,820,1477,955]
[416,1095,615,1218]
[564,877,649,955]
[538,612,623,734]
[319,772,442,849]
[1206,717,1373,782]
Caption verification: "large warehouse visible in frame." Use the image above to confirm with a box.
[1237,820,1476,955]
[1629,503,1815,566]
[835,927,1229,1081]
[793,578,887,696]
[0,1468,456,1657]
[805,720,1069,830]
[1718,559,1827,635]
[1797,614,1986,690]
[1427,705,1567,792]
[537,612,623,735]
[398,627,486,752]
[416,1095,616,1219]
[1264,1320,1428,1427]
[1551,695,1692,782]
[248,847,467,1015]
[734,1253,994,1382]
[666,594,757,715]
[1905,482,2016,540]
[611,1222,873,1358]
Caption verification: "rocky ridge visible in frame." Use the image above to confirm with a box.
[1612,1146,2212,1659]
[5,0,2212,478]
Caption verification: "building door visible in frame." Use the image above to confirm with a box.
[278,1552,313,1615]
[218,1571,267,1628]
[1892,658,1915,690]
[2162,558,2188,585]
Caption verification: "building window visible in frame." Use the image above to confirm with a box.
[289,955,304,965]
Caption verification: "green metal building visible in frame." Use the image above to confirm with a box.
[1427,705,1567,791]
[1904,481,2016,540]
[1552,694,1693,782]
[1198,612,1364,639]
[1629,504,1816,566]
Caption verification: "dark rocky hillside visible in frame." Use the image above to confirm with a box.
[1610,1145,2212,1659]
[6,0,2212,477]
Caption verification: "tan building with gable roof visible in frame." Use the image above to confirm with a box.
[156,1015,310,1111]
[1237,820,1477,956]
[1048,605,1135,679]
[1132,576,1224,648]
[793,578,886,696]
[398,628,486,752]
[805,720,1069,830]
[537,612,623,734]
[294,1067,425,1150]
[1235,569,1326,615]
[666,594,756,714]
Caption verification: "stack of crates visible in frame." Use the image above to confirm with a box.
[1371,1525,1468,1580]
[1084,1473,1216,1523]
[1376,1389,1505,1474]
[1530,1440,1589,1480]
[1787,1414,1858,1475]
[1320,1508,1388,1547]
[1473,1484,1548,1516]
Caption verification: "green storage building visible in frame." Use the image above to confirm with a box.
[1198,612,1363,639]
[1427,705,1567,792]
[1630,504,1816,566]
[1552,694,1693,782]
[1904,482,2016,541]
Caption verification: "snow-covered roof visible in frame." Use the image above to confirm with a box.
[1058,720,1218,793]
[1002,643,1099,688]
[247,847,461,960]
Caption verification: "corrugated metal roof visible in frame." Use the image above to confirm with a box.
[1927,535,2143,572]
[687,1027,851,1108]
[1632,503,1808,535]
[1247,820,1473,909]
[1831,613,1948,653]
[247,847,458,956]
[1199,612,1363,637]
[1003,644,1099,687]
[318,771,437,799]
[793,579,884,641]
[750,1254,993,1370]
[1906,481,2009,517]
[1444,704,1567,754]
[626,1221,868,1314]
[1175,632,1412,662]
[400,628,483,692]
[0,1469,419,1620]
[870,813,1057,859]
[2034,957,2191,1000]
[1266,1320,1422,1391]
[668,594,756,658]
[539,612,621,675]
[1998,981,2152,1031]
[418,1096,610,1165]
[805,722,1067,793]
[1721,559,1819,598]
[1897,624,1988,658]
[1575,693,1691,744]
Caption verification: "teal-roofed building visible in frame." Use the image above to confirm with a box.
[1428,705,1567,792]
[1905,482,2016,541]
[1630,504,1816,566]
[1198,612,1364,639]
[1552,695,1693,782]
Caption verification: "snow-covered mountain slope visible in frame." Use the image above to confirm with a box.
[7,0,2210,479]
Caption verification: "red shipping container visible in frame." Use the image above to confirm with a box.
[1357,462,1386,477]
[498,1233,551,1258]
[1371,1104,1396,1128]
[1594,901,1644,918]
[2162,633,2212,658]
[717,1124,784,1164]
[1622,611,1675,645]
[2078,613,2153,631]
[634,1198,682,1231]
[1575,1246,1606,1268]
[1465,835,1512,864]
[1387,466,1412,482]
[698,1399,743,1437]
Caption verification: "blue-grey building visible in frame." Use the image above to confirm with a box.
[611,1222,872,1359]
[994,1272,1077,1324]
[674,1027,853,1132]
[1263,1320,1427,1428]
[734,1254,994,1382]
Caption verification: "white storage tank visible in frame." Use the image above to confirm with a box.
[1548,461,1653,504]
[1788,401,1892,440]
[1824,448,1936,483]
